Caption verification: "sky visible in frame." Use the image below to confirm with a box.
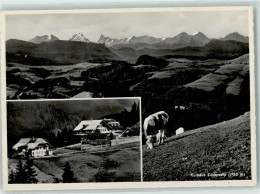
[5,10,249,42]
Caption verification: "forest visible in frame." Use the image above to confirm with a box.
[7,101,140,157]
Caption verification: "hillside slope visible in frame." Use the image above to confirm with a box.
[8,142,141,183]
[143,112,251,181]
[6,39,120,65]
[185,54,249,93]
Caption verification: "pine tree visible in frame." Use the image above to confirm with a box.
[14,158,27,183]
[131,102,138,113]
[62,162,75,183]
[8,170,15,184]
[25,156,38,183]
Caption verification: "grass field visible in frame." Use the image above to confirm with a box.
[143,112,251,181]
[185,54,249,93]
[8,142,141,183]
[6,62,104,98]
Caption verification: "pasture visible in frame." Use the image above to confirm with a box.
[143,112,251,181]
[8,142,141,183]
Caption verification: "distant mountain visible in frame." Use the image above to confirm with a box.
[97,34,122,45]
[158,32,211,46]
[107,32,211,50]
[161,32,194,45]
[112,39,249,61]
[220,32,248,43]
[29,34,59,44]
[128,35,163,44]
[192,32,211,45]
[97,34,163,46]
[69,33,90,43]
[6,39,120,65]
[169,39,249,60]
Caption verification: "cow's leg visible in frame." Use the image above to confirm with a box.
[156,133,160,146]
[161,129,166,144]
[157,130,162,145]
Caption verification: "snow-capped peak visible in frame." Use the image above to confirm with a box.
[127,36,134,42]
[192,32,199,35]
[29,34,59,44]
[69,33,90,43]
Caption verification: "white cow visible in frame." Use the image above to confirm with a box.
[143,111,169,149]
[176,127,185,135]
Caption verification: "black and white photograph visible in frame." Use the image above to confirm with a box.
[1,6,256,190]
[6,98,141,184]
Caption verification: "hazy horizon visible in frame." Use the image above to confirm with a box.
[5,10,249,42]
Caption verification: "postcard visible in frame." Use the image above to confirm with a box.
[1,7,256,190]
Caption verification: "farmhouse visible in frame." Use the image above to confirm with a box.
[73,119,124,142]
[12,137,53,158]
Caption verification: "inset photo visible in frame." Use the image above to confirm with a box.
[4,98,141,184]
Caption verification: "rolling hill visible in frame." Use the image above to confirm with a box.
[143,112,251,181]
[6,39,121,65]
[185,54,249,94]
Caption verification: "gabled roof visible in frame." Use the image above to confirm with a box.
[13,138,51,150]
[27,138,51,149]
[73,120,112,132]
[104,118,118,122]
[12,138,31,150]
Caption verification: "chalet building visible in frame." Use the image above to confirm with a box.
[12,137,53,158]
[73,119,124,143]
[103,118,123,130]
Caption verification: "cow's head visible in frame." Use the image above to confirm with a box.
[146,135,155,149]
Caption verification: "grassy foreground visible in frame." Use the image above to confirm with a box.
[143,112,251,181]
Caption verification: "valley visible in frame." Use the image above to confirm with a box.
[5,32,250,137]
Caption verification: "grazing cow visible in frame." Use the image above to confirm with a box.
[143,111,169,149]
[176,127,185,135]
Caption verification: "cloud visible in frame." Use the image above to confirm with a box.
[6,10,249,41]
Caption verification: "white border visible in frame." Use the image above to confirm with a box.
[1,6,257,190]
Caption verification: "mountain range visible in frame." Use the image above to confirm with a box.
[7,39,120,64]
[28,32,248,46]
[97,32,211,49]
[6,32,249,64]
[96,32,249,49]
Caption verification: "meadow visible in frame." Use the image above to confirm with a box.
[8,142,141,183]
[143,112,251,181]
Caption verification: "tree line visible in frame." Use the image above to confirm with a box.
[9,157,77,184]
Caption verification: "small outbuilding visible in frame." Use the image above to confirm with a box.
[176,127,185,135]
